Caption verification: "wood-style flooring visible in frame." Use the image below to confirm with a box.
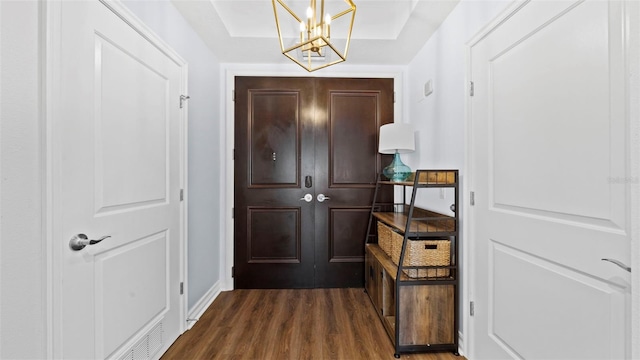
[161,288,465,360]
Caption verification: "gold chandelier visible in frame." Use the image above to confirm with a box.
[272,0,356,72]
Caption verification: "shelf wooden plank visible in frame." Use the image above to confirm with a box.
[366,244,399,281]
[373,211,455,234]
[379,170,457,186]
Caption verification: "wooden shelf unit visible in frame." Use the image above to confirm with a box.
[364,170,459,358]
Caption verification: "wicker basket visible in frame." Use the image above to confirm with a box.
[377,222,394,258]
[389,231,451,278]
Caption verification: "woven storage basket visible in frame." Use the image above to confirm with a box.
[389,231,451,278]
[377,222,394,258]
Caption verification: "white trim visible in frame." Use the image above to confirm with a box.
[45,1,62,356]
[220,64,407,290]
[43,0,57,357]
[462,40,472,360]
[628,0,640,357]
[0,0,3,356]
[457,330,465,357]
[185,280,223,330]
[178,60,189,336]
[46,0,189,356]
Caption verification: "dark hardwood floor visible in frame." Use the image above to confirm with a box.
[161,288,465,360]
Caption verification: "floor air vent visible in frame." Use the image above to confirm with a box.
[118,321,163,360]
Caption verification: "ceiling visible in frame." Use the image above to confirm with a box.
[171,0,461,66]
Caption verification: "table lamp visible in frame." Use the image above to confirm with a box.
[378,123,415,182]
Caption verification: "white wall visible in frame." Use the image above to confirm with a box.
[122,0,222,312]
[0,2,46,359]
[405,0,509,194]
[404,0,511,351]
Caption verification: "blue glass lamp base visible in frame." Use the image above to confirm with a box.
[383,152,412,182]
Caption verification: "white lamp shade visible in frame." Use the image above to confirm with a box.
[378,123,415,154]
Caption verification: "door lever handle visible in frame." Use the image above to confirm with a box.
[300,194,313,202]
[601,258,631,272]
[317,194,330,202]
[69,234,111,251]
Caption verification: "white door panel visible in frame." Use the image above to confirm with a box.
[95,232,168,355]
[96,33,170,212]
[469,0,631,358]
[53,1,185,359]
[490,241,626,360]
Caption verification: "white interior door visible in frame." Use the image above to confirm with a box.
[52,1,185,359]
[468,0,632,358]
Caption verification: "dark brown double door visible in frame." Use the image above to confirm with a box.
[234,77,393,288]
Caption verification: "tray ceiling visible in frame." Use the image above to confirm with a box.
[172,0,460,65]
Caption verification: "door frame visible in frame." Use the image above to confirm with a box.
[44,1,189,358]
[463,0,640,358]
[220,67,405,291]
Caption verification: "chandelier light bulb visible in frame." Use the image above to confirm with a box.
[324,13,331,38]
[306,6,313,19]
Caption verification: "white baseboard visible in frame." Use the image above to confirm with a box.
[186,280,222,330]
[458,330,465,357]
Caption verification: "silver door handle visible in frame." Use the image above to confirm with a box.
[69,234,111,251]
[300,194,313,202]
[317,194,330,202]
[602,258,631,272]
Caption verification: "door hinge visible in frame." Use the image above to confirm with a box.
[470,301,475,316]
[180,95,190,108]
[233,148,236,160]
[180,189,184,201]
[393,91,396,103]
[232,90,236,101]
[469,81,474,96]
[232,207,235,219]
[231,266,235,278]
[470,191,475,206]
[180,282,184,295]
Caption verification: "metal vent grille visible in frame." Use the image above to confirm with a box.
[118,321,164,360]
[148,322,163,357]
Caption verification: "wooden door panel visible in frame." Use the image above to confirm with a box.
[249,91,300,187]
[329,93,380,186]
[329,208,370,262]
[315,78,394,288]
[235,77,315,288]
[247,207,301,263]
